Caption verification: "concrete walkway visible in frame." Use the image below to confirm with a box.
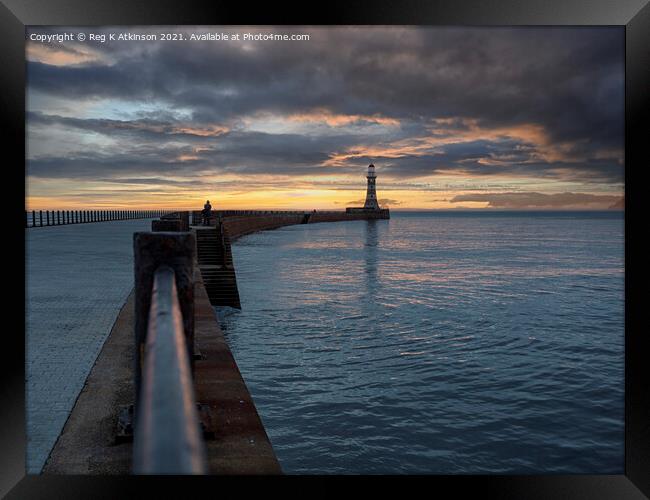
[25,219,154,473]
[43,266,281,474]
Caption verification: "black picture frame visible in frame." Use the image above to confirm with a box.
[4,0,648,497]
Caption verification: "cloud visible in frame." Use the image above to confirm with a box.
[27,111,230,140]
[608,197,624,210]
[342,198,402,206]
[449,192,622,209]
[377,198,402,206]
[27,27,623,142]
[25,26,624,201]
[26,43,105,66]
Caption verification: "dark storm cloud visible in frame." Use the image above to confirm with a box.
[379,155,622,183]
[27,27,623,129]
[340,138,623,183]
[26,128,361,179]
[26,26,623,184]
[27,111,369,178]
[27,111,230,141]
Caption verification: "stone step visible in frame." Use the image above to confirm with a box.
[194,222,241,309]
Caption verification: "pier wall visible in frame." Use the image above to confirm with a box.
[309,211,388,223]
[220,210,389,241]
[43,209,390,473]
[222,214,305,241]
[197,211,390,309]
[43,246,281,474]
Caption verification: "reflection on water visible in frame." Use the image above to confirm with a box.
[219,212,624,474]
[364,220,378,291]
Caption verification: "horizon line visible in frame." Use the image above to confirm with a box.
[23,206,624,212]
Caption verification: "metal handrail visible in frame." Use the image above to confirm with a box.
[132,265,207,474]
[25,209,171,228]
[214,210,345,217]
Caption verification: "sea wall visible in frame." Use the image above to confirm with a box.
[44,210,391,473]
[222,214,305,241]
[309,211,388,223]
[43,266,281,474]
[221,211,388,241]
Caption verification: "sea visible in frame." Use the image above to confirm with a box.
[216,211,624,474]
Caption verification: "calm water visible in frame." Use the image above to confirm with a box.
[217,211,624,474]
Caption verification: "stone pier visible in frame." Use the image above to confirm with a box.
[39,209,389,474]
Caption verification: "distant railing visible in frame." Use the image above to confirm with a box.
[216,210,343,216]
[132,232,206,475]
[189,209,347,223]
[25,209,172,228]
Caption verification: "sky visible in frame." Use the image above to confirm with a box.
[25,26,624,210]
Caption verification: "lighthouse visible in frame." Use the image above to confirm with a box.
[346,164,389,218]
[363,164,379,210]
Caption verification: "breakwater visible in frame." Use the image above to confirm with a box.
[195,210,389,309]
[192,209,390,241]
[43,208,388,474]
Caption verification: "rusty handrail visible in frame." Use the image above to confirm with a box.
[132,265,207,474]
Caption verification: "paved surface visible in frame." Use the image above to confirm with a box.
[43,291,136,474]
[43,266,281,474]
[26,219,154,473]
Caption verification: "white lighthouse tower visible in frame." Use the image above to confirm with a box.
[346,163,389,218]
[363,164,379,210]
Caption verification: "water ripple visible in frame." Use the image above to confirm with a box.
[219,212,624,474]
